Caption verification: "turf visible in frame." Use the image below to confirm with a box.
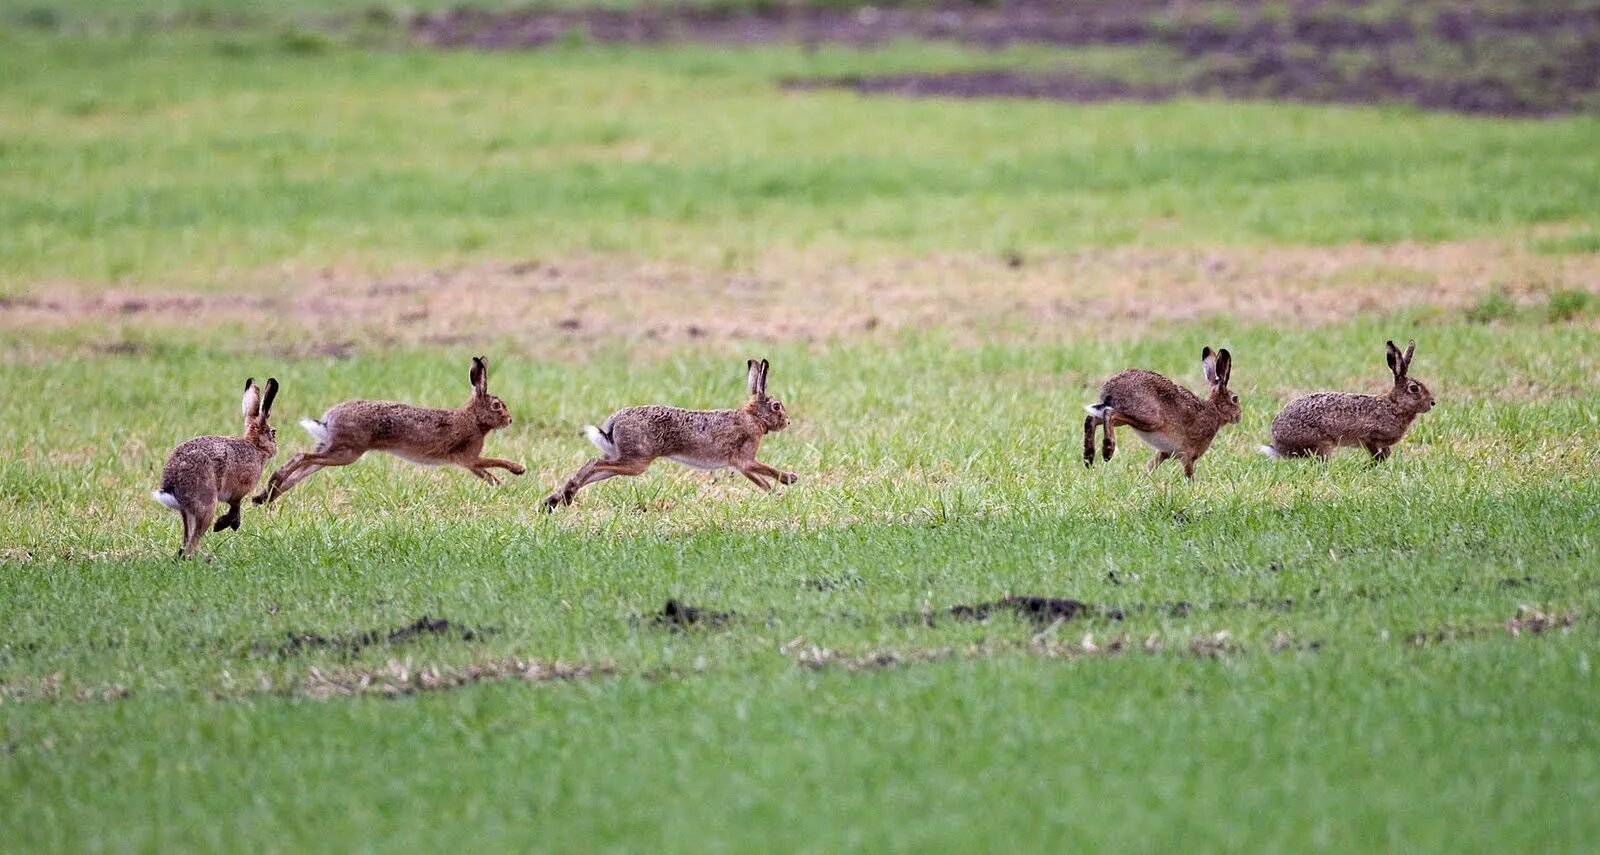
[4,13,1600,855]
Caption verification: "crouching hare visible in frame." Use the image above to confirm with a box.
[545,358,796,510]
[153,378,279,557]
[1083,346,1241,480]
[1262,339,1434,462]
[254,356,522,504]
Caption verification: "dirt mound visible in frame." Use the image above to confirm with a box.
[263,616,489,658]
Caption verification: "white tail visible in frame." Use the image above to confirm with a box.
[300,417,331,445]
[1085,402,1112,418]
[151,490,181,511]
[584,425,619,459]
[1258,444,1282,460]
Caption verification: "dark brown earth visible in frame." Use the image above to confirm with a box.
[652,598,734,629]
[262,615,489,658]
[412,0,1600,116]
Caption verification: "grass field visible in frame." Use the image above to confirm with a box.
[4,4,1600,852]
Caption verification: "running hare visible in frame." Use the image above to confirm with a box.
[545,358,796,510]
[1262,339,1433,462]
[254,356,522,504]
[153,378,279,557]
[1083,347,1240,480]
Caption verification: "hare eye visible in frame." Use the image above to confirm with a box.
[1231,394,1239,403]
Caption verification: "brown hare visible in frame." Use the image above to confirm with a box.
[1262,339,1434,462]
[253,356,522,504]
[153,378,279,558]
[545,358,796,510]
[1083,347,1241,480]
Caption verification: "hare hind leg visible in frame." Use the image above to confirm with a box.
[255,448,363,503]
[182,498,216,558]
[545,457,650,509]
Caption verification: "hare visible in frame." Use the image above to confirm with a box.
[152,378,279,558]
[1083,347,1240,480]
[1262,339,1433,462]
[545,358,796,510]
[253,356,523,504]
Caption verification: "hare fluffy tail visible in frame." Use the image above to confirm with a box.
[1084,401,1113,419]
[1257,444,1283,460]
[584,424,619,459]
[299,417,331,445]
[151,490,182,511]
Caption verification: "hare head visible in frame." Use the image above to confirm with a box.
[1201,347,1241,425]
[741,358,789,434]
[465,356,513,430]
[243,377,279,456]
[1386,340,1433,416]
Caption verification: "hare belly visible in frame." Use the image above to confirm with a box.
[668,455,727,471]
[389,449,446,466]
[1131,429,1180,453]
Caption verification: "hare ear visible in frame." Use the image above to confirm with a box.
[1201,347,1220,385]
[470,356,487,395]
[758,359,770,395]
[261,378,279,419]
[241,378,261,419]
[1403,339,1416,372]
[1215,348,1232,386]
[747,359,762,397]
[1386,340,1403,379]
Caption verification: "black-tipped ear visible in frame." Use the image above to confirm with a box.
[261,378,279,418]
[747,359,762,397]
[1386,340,1402,379]
[759,358,770,393]
[1216,349,1232,386]
[244,377,255,391]
[470,356,487,394]
[1201,347,1219,385]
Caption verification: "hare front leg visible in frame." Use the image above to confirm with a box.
[743,459,797,486]
[1364,442,1391,463]
[736,466,773,492]
[476,456,526,476]
[1146,451,1170,474]
[213,501,242,532]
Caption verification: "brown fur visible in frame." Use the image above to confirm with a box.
[254,356,522,504]
[545,358,795,510]
[1083,347,1241,480]
[154,378,279,557]
[1267,339,1434,461]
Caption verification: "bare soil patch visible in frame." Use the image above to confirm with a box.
[8,237,1596,355]
[258,615,491,659]
[412,0,1600,116]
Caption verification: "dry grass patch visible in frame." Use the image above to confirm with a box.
[6,237,1598,354]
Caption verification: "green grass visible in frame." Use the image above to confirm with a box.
[4,317,1600,851]
[5,18,1600,854]
[3,32,1600,289]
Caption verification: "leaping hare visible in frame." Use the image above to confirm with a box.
[545,358,796,510]
[254,356,523,504]
[153,378,279,557]
[1262,339,1434,462]
[1083,347,1241,480]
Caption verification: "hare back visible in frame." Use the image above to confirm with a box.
[161,436,267,504]
[325,400,482,455]
[1097,369,1204,428]
[1272,392,1403,445]
[604,405,760,461]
